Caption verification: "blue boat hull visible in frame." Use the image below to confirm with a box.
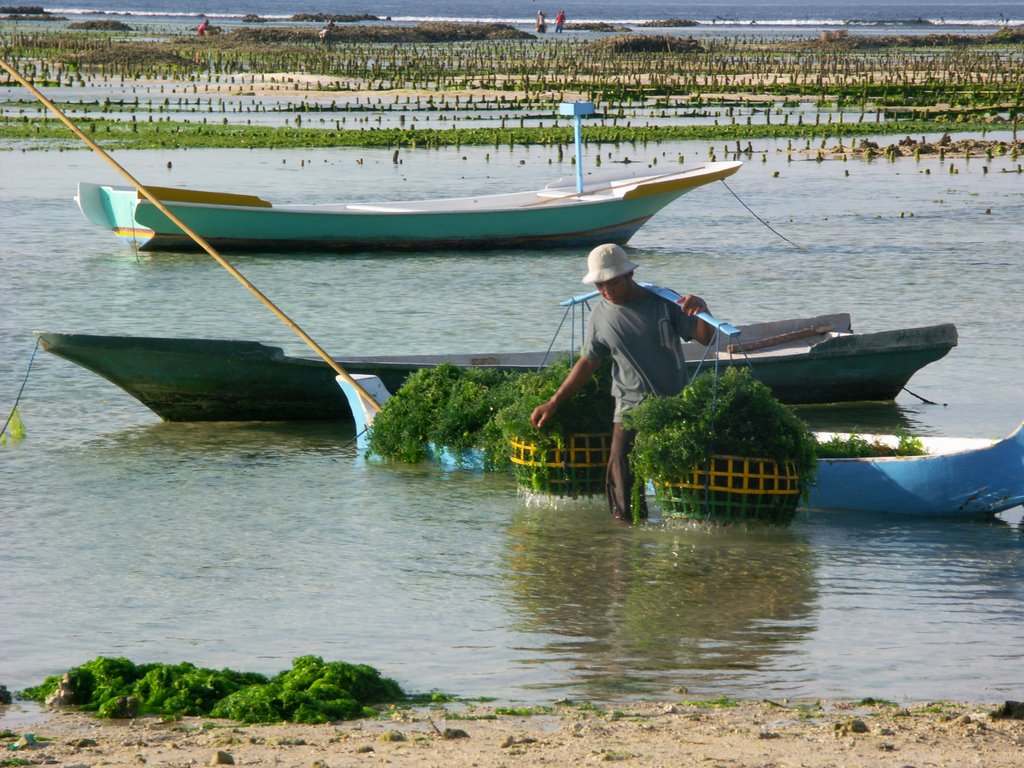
[806,423,1024,517]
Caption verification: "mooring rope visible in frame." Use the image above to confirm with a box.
[719,180,949,408]
[340,426,368,450]
[720,179,807,252]
[901,386,944,406]
[2,336,40,437]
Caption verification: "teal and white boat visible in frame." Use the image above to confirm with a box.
[75,161,741,252]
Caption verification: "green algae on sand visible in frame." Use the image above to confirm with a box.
[19,655,405,723]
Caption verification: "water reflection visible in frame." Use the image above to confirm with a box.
[793,401,926,433]
[789,509,1024,700]
[502,504,819,697]
[82,419,355,458]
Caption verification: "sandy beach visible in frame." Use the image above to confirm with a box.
[4,699,1024,767]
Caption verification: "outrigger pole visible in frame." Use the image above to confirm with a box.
[0,57,381,413]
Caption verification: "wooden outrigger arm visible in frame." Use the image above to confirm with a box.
[0,56,381,413]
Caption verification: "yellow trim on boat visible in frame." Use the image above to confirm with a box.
[137,186,273,208]
[620,164,740,200]
[113,226,155,238]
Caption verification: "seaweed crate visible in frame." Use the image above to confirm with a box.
[509,432,610,497]
[656,454,800,524]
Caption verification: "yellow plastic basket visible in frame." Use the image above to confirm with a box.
[656,454,800,524]
[509,432,610,497]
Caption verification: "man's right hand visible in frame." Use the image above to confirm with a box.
[531,400,558,428]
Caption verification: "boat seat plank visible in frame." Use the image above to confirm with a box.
[727,325,832,353]
[139,186,272,208]
[534,190,579,199]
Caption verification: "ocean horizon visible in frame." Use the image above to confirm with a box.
[40,1,1024,28]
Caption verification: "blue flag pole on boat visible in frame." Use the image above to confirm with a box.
[559,101,595,194]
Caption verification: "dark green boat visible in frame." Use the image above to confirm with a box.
[35,313,957,422]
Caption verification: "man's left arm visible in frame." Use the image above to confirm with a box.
[675,294,715,345]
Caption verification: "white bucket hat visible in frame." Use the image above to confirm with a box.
[582,243,639,284]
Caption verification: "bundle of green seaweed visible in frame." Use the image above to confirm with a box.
[815,430,926,458]
[19,655,404,723]
[365,358,614,472]
[625,367,819,499]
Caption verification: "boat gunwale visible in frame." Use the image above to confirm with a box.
[812,433,1002,461]
[89,161,743,216]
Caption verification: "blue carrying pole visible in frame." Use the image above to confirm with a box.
[558,101,595,194]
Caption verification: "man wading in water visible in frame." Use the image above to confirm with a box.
[530,244,714,521]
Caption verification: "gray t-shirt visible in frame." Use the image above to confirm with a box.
[581,289,698,421]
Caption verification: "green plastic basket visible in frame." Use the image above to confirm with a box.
[509,432,610,497]
[655,454,800,525]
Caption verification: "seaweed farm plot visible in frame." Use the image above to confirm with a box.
[1,27,1021,148]
[0,85,1014,136]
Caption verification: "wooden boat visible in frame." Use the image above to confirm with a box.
[338,375,1024,518]
[806,423,1024,516]
[75,162,741,252]
[35,313,957,422]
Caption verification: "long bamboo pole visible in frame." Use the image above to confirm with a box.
[0,57,381,413]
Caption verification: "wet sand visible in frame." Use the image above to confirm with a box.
[4,699,1024,767]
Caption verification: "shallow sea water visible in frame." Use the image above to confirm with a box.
[1,136,1022,707]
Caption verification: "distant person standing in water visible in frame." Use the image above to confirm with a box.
[196,17,209,36]
[318,19,335,44]
[536,10,547,32]
[555,9,565,32]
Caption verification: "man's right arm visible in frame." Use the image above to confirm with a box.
[530,356,601,428]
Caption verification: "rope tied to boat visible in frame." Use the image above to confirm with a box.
[901,386,945,406]
[2,337,40,442]
[721,179,807,252]
[341,426,368,450]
